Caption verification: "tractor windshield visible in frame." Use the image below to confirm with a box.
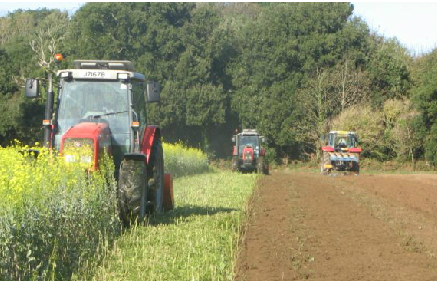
[238,135,259,154]
[335,135,355,148]
[55,80,129,149]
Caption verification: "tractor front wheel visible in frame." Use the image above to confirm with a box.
[118,160,147,226]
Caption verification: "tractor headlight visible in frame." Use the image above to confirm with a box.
[62,138,94,166]
[64,155,76,163]
[80,155,92,163]
[64,154,92,164]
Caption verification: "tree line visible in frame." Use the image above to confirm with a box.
[0,2,436,165]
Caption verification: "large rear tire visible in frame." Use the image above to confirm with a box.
[257,157,263,174]
[118,160,147,226]
[352,161,360,175]
[147,139,164,214]
[263,163,269,175]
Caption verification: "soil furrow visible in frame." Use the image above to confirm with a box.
[235,172,437,281]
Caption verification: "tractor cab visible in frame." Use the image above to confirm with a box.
[325,131,359,152]
[26,59,160,171]
[54,60,159,169]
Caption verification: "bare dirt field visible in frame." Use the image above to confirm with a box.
[235,172,437,281]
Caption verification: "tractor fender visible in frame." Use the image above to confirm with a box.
[232,146,237,156]
[141,125,161,165]
[349,147,362,153]
[322,146,335,152]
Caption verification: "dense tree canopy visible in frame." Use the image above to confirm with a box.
[0,2,435,164]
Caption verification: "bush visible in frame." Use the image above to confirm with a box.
[163,142,209,178]
[329,104,387,160]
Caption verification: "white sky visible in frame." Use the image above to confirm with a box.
[353,2,437,55]
[0,2,85,16]
[0,1,436,55]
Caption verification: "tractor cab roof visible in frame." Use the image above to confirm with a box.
[239,129,260,136]
[73,60,135,71]
[57,60,145,81]
[329,131,357,136]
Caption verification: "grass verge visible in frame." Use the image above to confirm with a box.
[76,172,259,281]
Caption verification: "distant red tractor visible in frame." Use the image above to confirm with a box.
[232,129,269,174]
[25,57,174,225]
[321,131,362,175]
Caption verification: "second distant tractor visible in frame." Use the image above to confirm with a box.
[232,129,269,174]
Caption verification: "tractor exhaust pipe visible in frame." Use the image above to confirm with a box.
[43,73,54,148]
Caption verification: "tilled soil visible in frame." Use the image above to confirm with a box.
[235,172,437,281]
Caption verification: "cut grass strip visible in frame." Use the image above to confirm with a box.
[76,172,258,281]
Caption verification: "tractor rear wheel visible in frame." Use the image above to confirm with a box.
[258,156,269,174]
[257,157,264,174]
[263,163,269,175]
[118,159,147,226]
[352,161,360,175]
[231,156,238,172]
[147,139,164,214]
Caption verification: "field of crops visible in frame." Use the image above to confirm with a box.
[0,142,212,281]
[163,142,210,177]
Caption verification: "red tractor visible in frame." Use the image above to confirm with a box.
[25,57,173,225]
[232,129,269,174]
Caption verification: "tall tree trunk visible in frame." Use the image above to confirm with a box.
[316,67,326,160]
[341,59,348,111]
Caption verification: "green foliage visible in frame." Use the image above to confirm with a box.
[367,37,412,107]
[0,3,432,164]
[411,50,437,165]
[228,3,372,158]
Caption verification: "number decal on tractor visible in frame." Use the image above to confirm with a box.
[84,71,105,78]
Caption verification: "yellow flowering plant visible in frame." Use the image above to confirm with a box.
[0,140,209,280]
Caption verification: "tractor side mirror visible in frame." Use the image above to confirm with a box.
[25,79,40,98]
[146,81,160,103]
[261,136,267,143]
[232,136,236,143]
